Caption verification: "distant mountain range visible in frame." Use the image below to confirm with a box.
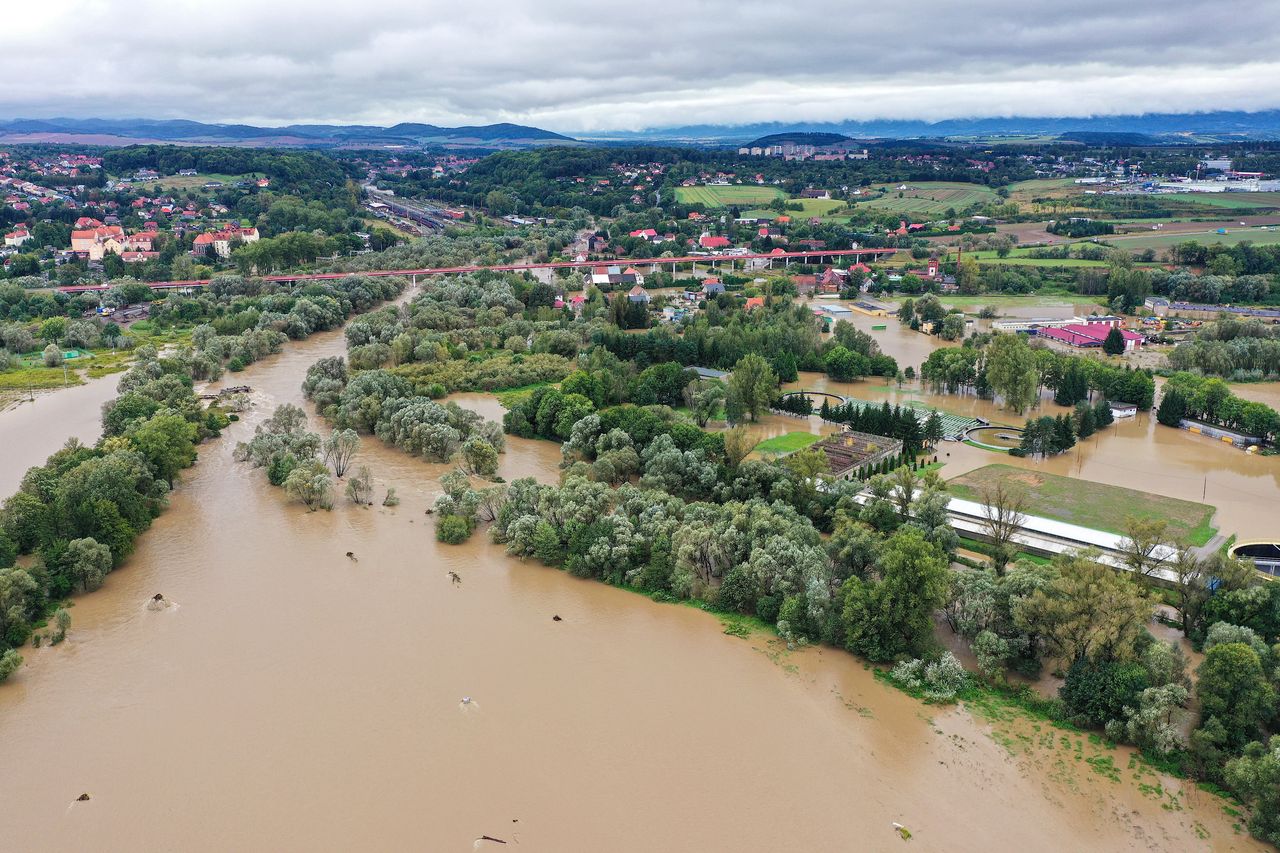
[6,111,1280,151]
[0,117,577,149]
[585,111,1280,143]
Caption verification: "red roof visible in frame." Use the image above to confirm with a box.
[699,235,731,249]
[1039,323,1143,348]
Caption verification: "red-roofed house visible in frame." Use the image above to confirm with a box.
[629,228,658,239]
[699,234,731,250]
[71,225,125,259]
[744,296,765,310]
[4,227,32,247]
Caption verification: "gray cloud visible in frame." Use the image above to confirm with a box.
[2,0,1277,131]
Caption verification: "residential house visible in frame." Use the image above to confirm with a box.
[4,227,32,247]
[192,226,260,259]
[699,233,732,250]
[626,284,651,303]
[817,267,846,294]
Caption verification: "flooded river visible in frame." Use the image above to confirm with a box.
[0,315,1269,851]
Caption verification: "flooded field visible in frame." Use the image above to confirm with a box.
[0,371,118,497]
[0,305,1271,851]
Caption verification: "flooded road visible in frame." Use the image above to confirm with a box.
[0,314,1267,851]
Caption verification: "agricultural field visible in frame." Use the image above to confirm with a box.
[674,184,785,207]
[854,182,1000,217]
[947,464,1217,545]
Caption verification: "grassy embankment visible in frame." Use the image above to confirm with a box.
[947,464,1217,546]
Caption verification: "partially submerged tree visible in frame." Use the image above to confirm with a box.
[345,465,374,505]
[284,460,333,511]
[322,428,361,478]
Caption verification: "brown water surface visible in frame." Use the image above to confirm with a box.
[0,371,119,497]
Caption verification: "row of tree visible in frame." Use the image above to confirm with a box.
[0,346,224,677]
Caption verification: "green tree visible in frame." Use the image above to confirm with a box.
[986,334,1038,414]
[1156,387,1187,427]
[1226,736,1280,846]
[727,354,779,422]
[0,648,21,683]
[345,465,374,505]
[461,437,500,477]
[1196,642,1275,749]
[128,412,198,486]
[1060,658,1150,727]
[65,537,112,592]
[1013,554,1152,664]
[824,345,867,381]
[284,460,333,511]
[1102,326,1126,356]
[840,527,950,662]
[322,429,360,478]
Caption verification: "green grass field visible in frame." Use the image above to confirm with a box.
[674,184,785,207]
[743,197,849,221]
[126,172,258,193]
[966,252,1110,268]
[1104,227,1280,251]
[854,182,1000,217]
[947,464,1217,545]
[754,431,823,455]
[1146,191,1280,210]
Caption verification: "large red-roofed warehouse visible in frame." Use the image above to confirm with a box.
[1038,323,1144,352]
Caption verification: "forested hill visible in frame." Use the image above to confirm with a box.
[747,132,853,147]
[0,118,575,149]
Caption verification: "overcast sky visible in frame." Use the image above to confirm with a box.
[3,0,1277,132]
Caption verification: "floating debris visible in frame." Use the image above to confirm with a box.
[76,793,91,802]
[893,822,912,840]
[448,571,462,585]
[345,551,357,561]
[552,615,562,622]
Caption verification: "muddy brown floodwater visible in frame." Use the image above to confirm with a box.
[0,315,1269,852]
[0,370,119,497]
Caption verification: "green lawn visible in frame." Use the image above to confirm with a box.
[754,431,823,455]
[0,365,84,391]
[947,464,1217,545]
[674,185,785,207]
